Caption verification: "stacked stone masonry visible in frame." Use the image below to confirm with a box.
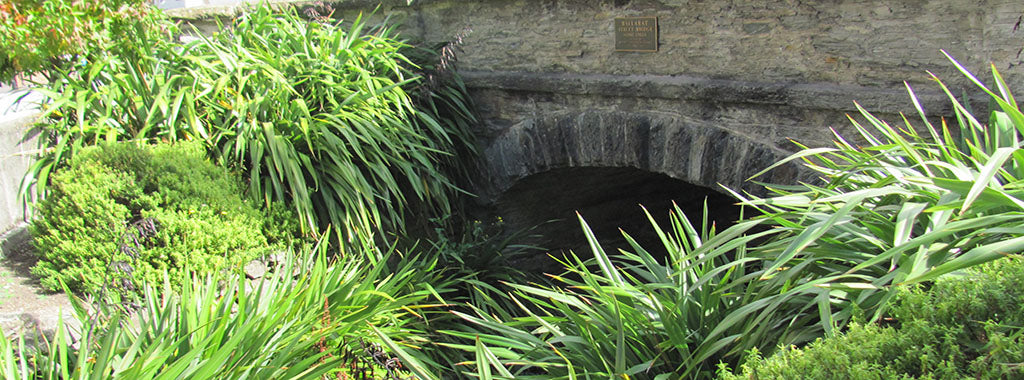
[275,0,1022,200]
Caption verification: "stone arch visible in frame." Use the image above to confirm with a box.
[477,110,805,203]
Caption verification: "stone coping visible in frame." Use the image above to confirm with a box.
[162,0,415,19]
[460,70,969,116]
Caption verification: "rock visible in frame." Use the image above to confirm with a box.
[243,260,268,279]
[265,251,288,267]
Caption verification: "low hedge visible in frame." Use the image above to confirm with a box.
[718,257,1024,379]
[30,141,296,294]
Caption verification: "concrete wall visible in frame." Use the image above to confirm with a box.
[0,87,40,234]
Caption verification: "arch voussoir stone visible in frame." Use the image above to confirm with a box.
[478,110,803,202]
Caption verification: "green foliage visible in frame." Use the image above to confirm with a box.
[418,55,1024,379]
[423,216,536,283]
[897,258,1024,337]
[390,216,549,378]
[1,244,439,379]
[718,323,964,380]
[719,258,1024,380]
[24,3,477,250]
[186,5,475,247]
[431,206,782,379]
[0,0,174,82]
[23,19,193,206]
[30,159,131,293]
[30,142,287,294]
[725,51,1024,333]
[12,4,1021,377]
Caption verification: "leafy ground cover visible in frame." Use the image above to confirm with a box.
[30,141,294,294]
[1,242,446,379]
[720,256,1024,379]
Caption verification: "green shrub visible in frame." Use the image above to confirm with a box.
[896,258,1024,340]
[718,257,1024,380]
[25,4,477,251]
[387,216,550,378]
[30,142,290,294]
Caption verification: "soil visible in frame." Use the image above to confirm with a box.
[0,224,76,341]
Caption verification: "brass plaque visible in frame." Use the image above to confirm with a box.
[615,17,658,52]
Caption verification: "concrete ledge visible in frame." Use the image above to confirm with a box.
[460,70,967,116]
[0,86,40,234]
[163,0,414,19]
[0,112,37,233]
[164,0,317,18]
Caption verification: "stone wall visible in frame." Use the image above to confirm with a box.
[166,0,1024,204]
[331,0,1022,90]
[292,0,1023,201]
[177,1,1024,152]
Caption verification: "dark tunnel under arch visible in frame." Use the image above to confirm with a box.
[474,110,807,270]
[495,166,742,265]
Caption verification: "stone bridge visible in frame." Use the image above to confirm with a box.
[457,69,955,252]
[112,0,1024,252]
[463,70,930,200]
[291,0,1023,251]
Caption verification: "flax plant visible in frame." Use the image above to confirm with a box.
[21,17,186,204]
[183,6,474,247]
[736,51,1024,326]
[0,238,446,379]
[23,3,477,251]
[409,54,1024,379]
[431,207,780,379]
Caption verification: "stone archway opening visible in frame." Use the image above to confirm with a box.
[494,166,742,270]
